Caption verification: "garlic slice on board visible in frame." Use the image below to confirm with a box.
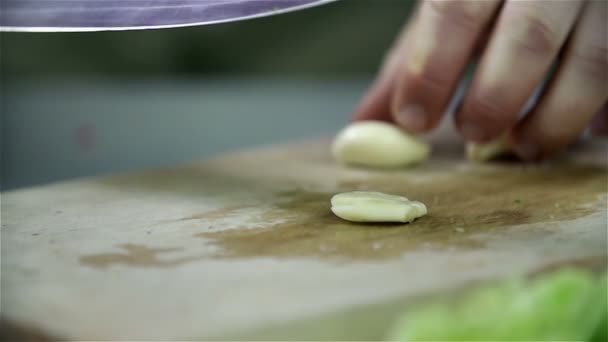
[331,191,427,223]
[466,133,511,162]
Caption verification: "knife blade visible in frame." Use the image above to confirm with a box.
[0,0,338,32]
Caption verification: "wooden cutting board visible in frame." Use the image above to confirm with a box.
[2,129,607,340]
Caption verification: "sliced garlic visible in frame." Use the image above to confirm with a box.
[466,133,511,162]
[330,191,427,223]
[332,121,430,168]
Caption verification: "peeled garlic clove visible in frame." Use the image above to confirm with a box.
[466,133,511,162]
[332,121,430,168]
[331,191,427,223]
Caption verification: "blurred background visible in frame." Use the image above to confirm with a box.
[1,0,417,190]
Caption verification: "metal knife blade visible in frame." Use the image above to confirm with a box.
[0,0,338,32]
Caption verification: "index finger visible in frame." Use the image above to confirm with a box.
[391,0,501,132]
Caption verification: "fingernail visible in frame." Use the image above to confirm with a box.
[514,141,541,161]
[460,122,486,142]
[395,105,427,132]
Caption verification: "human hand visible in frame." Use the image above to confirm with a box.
[353,0,607,160]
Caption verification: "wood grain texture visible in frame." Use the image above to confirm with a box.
[2,131,607,340]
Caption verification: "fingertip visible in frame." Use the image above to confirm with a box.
[512,140,542,161]
[454,111,503,143]
[392,104,429,133]
[457,121,489,143]
[454,90,515,143]
[510,121,550,161]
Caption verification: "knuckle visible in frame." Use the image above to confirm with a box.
[465,90,515,125]
[426,0,491,31]
[504,11,561,56]
[406,66,451,94]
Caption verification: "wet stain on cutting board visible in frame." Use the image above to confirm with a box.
[197,165,606,261]
[79,164,606,268]
[80,244,199,269]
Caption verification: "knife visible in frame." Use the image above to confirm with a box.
[0,0,338,32]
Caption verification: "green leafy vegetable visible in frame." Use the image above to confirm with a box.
[389,269,607,341]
